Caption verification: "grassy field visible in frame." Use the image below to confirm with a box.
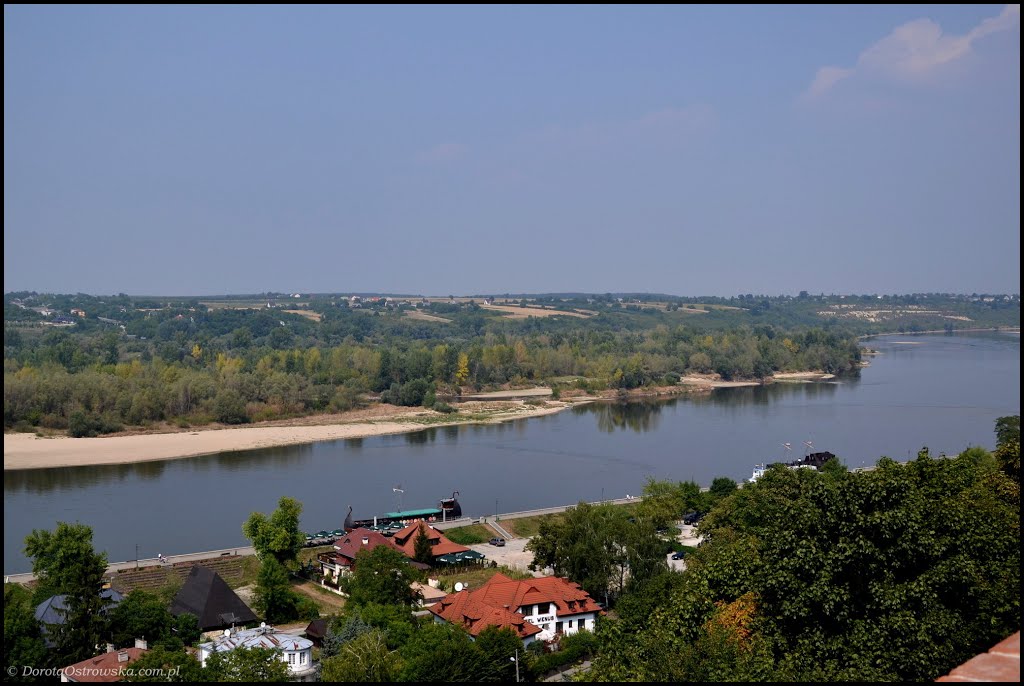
[404,310,451,323]
[283,309,322,321]
[292,579,346,614]
[479,304,591,319]
[433,564,533,591]
[444,523,498,545]
[500,513,565,538]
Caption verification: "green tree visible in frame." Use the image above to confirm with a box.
[995,415,1020,447]
[124,647,205,682]
[212,389,249,424]
[636,478,702,528]
[242,496,305,568]
[253,557,297,624]
[412,522,434,565]
[527,502,665,605]
[319,629,395,682]
[109,590,173,649]
[474,626,522,682]
[23,522,110,664]
[345,546,418,607]
[708,476,738,501]
[592,447,1020,682]
[172,613,201,648]
[4,584,48,681]
[202,646,289,682]
[397,622,488,682]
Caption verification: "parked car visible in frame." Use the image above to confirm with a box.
[682,511,705,526]
[489,537,506,547]
[671,551,686,560]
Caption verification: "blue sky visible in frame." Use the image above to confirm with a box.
[4,5,1019,296]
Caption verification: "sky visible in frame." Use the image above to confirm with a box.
[4,5,1020,297]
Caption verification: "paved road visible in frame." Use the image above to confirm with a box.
[5,498,639,582]
[5,546,256,585]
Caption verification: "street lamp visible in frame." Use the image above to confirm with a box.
[495,499,499,522]
[510,649,519,683]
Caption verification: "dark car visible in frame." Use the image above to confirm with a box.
[671,551,686,560]
[682,511,705,526]
[489,537,506,547]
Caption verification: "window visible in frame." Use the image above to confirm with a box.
[568,620,574,629]
[288,653,296,665]
[300,652,307,665]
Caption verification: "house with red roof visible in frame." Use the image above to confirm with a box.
[317,528,401,583]
[390,520,471,562]
[60,644,148,683]
[429,573,603,647]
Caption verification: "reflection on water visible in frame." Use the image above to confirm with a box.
[4,333,1018,573]
[583,400,666,433]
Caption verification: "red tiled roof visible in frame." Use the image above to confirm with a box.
[333,528,400,562]
[429,591,542,639]
[62,648,147,683]
[937,632,1020,683]
[428,574,603,640]
[392,520,470,558]
[471,573,603,617]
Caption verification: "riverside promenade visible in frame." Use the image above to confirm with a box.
[4,497,637,584]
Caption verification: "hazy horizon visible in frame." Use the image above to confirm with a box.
[5,6,1020,296]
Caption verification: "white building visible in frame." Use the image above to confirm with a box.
[198,624,314,677]
[429,572,603,646]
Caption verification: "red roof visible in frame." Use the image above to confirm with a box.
[62,648,147,683]
[469,572,603,617]
[333,528,400,562]
[429,591,542,639]
[428,574,603,639]
[392,520,470,558]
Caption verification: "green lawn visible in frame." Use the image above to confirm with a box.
[433,564,533,591]
[443,523,495,545]
[500,513,565,538]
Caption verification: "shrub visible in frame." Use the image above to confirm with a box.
[212,390,249,424]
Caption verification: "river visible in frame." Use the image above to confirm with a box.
[4,331,1019,573]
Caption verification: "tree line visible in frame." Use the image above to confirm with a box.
[4,317,862,433]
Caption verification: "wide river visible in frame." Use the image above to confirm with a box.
[4,332,1019,573]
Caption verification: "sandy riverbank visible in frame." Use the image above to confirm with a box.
[3,401,579,471]
[678,371,834,388]
[679,374,760,388]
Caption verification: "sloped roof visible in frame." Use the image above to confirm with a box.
[200,625,313,654]
[35,589,124,627]
[170,566,257,631]
[62,647,147,683]
[333,528,400,562]
[471,573,603,616]
[429,591,542,639]
[392,520,470,558]
[305,619,328,641]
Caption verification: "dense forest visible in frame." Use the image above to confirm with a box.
[577,418,1021,681]
[4,291,1016,434]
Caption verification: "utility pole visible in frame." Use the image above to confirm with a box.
[510,649,519,683]
[135,543,139,570]
[495,499,499,522]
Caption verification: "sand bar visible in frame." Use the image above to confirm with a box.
[4,402,573,471]
[679,375,760,388]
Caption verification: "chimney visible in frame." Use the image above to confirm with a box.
[361,536,369,546]
[117,651,130,663]
[106,643,116,653]
[135,638,148,650]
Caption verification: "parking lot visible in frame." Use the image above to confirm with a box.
[469,537,547,576]
[668,522,703,572]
